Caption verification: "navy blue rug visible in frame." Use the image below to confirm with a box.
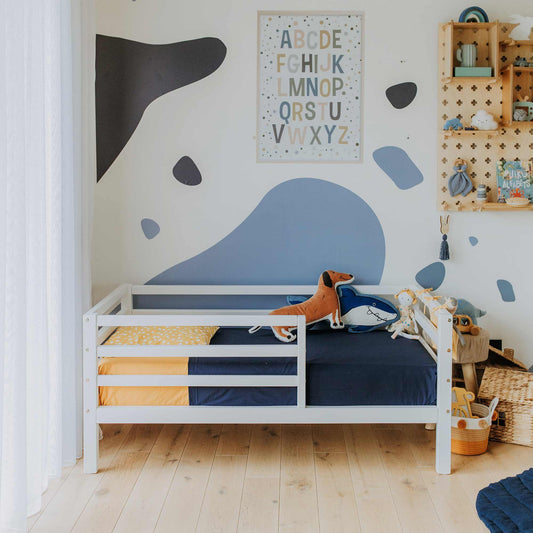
[477,468,533,532]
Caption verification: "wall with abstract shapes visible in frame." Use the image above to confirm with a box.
[93,0,533,366]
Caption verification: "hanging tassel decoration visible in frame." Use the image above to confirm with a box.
[439,215,450,261]
[440,234,450,260]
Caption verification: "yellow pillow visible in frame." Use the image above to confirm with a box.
[105,325,219,345]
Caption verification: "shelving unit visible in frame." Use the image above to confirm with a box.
[437,21,533,212]
[440,21,499,83]
[502,64,533,125]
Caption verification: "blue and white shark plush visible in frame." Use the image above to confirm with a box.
[287,286,399,333]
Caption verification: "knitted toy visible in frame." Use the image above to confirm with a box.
[448,158,473,197]
[249,270,354,343]
[471,109,498,130]
[387,289,420,340]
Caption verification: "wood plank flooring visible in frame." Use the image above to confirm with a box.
[29,423,533,532]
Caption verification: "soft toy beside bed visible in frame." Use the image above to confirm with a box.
[249,270,353,342]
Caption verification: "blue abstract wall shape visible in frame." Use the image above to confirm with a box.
[96,35,226,181]
[469,236,479,246]
[415,262,445,290]
[385,82,418,109]
[373,147,424,190]
[141,218,160,239]
[497,279,515,302]
[173,156,202,186]
[148,178,386,286]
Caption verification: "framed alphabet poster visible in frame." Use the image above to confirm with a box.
[257,11,363,163]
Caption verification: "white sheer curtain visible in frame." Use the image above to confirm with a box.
[0,1,85,531]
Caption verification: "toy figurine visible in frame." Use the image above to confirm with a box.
[387,289,419,340]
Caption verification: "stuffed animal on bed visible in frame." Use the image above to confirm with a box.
[387,289,420,340]
[249,270,354,342]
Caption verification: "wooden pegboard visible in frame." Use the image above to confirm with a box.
[437,22,533,211]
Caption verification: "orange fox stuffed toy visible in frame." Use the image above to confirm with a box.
[249,270,354,342]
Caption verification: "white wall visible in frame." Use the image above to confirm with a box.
[93,0,533,367]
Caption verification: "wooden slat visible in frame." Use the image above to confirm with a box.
[97,344,298,357]
[344,425,402,533]
[238,477,280,533]
[195,455,248,533]
[246,425,281,478]
[97,375,298,387]
[315,451,360,532]
[217,424,252,456]
[312,424,346,453]
[279,425,319,532]
[30,425,132,533]
[155,425,221,533]
[374,428,444,533]
[70,425,162,533]
[112,425,191,533]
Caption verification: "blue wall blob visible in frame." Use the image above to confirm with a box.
[148,178,386,286]
[385,82,418,109]
[141,218,160,239]
[173,156,202,186]
[469,236,479,246]
[96,35,226,181]
[497,279,515,302]
[373,147,424,190]
[415,262,446,290]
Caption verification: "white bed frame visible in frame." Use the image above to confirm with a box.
[83,284,453,474]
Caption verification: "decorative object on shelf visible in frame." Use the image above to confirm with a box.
[513,57,529,67]
[444,117,463,131]
[508,14,533,40]
[456,43,477,67]
[476,183,488,203]
[496,160,533,202]
[513,107,529,121]
[458,6,489,23]
[512,94,533,121]
[470,109,498,130]
[387,289,419,340]
[448,158,473,197]
[439,215,450,260]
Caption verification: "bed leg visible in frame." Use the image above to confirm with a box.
[83,410,99,474]
[435,419,451,474]
[83,313,99,473]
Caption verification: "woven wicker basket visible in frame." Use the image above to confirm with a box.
[451,399,499,455]
[478,367,533,447]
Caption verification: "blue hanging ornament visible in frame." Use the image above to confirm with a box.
[439,215,450,261]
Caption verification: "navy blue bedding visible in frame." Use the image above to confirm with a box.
[189,328,437,406]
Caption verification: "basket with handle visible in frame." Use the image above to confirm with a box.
[451,398,499,455]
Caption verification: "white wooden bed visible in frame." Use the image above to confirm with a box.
[83,284,453,474]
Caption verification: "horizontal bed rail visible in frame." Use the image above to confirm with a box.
[97,375,298,387]
[97,344,298,357]
[95,314,299,328]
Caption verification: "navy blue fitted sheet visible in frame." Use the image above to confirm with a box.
[189,328,437,406]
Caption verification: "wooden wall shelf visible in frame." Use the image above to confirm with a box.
[438,21,533,212]
[440,21,499,83]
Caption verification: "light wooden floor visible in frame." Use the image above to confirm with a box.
[28,423,533,533]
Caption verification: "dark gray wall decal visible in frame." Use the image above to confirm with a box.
[173,156,202,186]
[385,82,418,109]
[96,35,227,181]
[141,218,160,239]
